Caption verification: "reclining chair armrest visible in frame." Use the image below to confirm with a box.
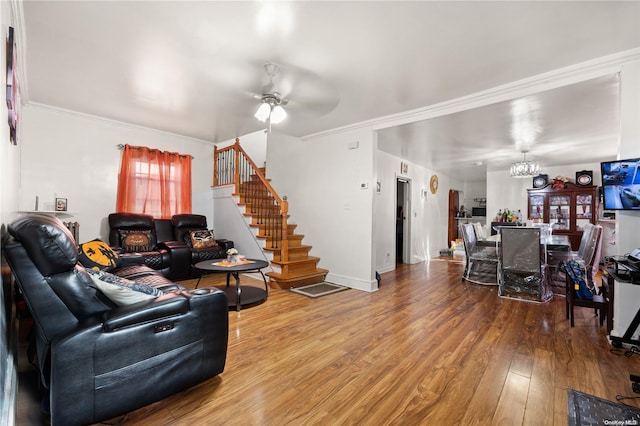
[160,241,192,281]
[216,239,234,251]
[103,297,189,332]
[116,252,146,266]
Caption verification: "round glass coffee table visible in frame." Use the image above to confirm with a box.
[194,259,269,311]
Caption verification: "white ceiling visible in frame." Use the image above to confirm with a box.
[20,1,640,181]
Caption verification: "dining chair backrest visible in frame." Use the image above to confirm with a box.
[584,225,603,277]
[460,223,477,255]
[576,223,596,261]
[578,224,600,266]
[500,227,542,272]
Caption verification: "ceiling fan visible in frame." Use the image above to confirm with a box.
[253,63,289,124]
[250,62,340,127]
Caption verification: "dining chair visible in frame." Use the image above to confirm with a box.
[498,227,552,302]
[563,225,609,329]
[459,223,499,285]
[547,223,596,290]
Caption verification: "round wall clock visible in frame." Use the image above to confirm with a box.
[430,175,438,194]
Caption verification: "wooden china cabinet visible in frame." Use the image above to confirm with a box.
[527,182,597,250]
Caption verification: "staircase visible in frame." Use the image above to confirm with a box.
[214,139,328,289]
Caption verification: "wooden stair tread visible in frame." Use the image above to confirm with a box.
[270,256,320,267]
[264,244,311,252]
[266,268,328,280]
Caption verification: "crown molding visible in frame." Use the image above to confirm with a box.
[302,48,640,141]
[27,102,216,147]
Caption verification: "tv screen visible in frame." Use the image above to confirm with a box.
[600,158,640,210]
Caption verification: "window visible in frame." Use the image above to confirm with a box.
[116,145,192,219]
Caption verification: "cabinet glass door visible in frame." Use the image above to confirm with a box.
[576,193,593,230]
[529,195,544,219]
[549,195,570,230]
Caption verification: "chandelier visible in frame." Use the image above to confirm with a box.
[510,151,541,178]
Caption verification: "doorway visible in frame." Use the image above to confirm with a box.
[447,190,461,246]
[396,178,411,264]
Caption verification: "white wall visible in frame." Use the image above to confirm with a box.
[617,60,640,256]
[18,104,215,242]
[266,129,377,291]
[375,150,450,274]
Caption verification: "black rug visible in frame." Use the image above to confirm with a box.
[568,389,640,426]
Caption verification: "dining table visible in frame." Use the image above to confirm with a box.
[477,231,572,302]
[477,233,571,252]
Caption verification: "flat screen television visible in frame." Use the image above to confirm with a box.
[600,158,640,210]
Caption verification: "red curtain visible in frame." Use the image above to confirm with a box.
[116,145,192,219]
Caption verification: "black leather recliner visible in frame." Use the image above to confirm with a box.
[3,214,228,426]
[172,214,234,277]
[108,212,190,279]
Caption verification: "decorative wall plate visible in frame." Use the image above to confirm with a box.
[430,175,438,194]
[576,170,593,186]
[532,174,548,188]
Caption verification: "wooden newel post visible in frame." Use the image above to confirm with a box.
[281,197,289,262]
[233,138,241,193]
[213,145,218,187]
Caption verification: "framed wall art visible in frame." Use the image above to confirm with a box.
[6,26,18,144]
[56,198,68,212]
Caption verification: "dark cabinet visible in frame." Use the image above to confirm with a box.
[527,182,597,250]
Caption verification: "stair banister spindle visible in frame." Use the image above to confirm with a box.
[281,198,288,262]
[233,138,241,193]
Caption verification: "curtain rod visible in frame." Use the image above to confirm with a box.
[116,144,193,159]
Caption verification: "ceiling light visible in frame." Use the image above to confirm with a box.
[254,102,271,122]
[270,105,287,123]
[510,151,541,178]
[254,94,287,124]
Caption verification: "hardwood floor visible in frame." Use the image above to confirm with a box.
[17,258,640,425]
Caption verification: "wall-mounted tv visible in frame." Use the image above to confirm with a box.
[600,158,640,210]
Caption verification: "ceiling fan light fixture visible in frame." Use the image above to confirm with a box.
[510,151,541,178]
[254,102,271,122]
[270,105,287,123]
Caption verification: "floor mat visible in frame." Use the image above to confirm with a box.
[568,389,640,426]
[290,282,349,298]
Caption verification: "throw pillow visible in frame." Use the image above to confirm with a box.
[86,269,163,306]
[118,230,156,252]
[190,230,217,249]
[78,239,120,271]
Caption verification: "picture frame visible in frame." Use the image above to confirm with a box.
[55,198,67,212]
[6,26,18,145]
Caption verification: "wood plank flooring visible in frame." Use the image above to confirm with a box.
[17,258,640,425]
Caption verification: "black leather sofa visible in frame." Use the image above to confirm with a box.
[3,214,228,426]
[108,213,233,280]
